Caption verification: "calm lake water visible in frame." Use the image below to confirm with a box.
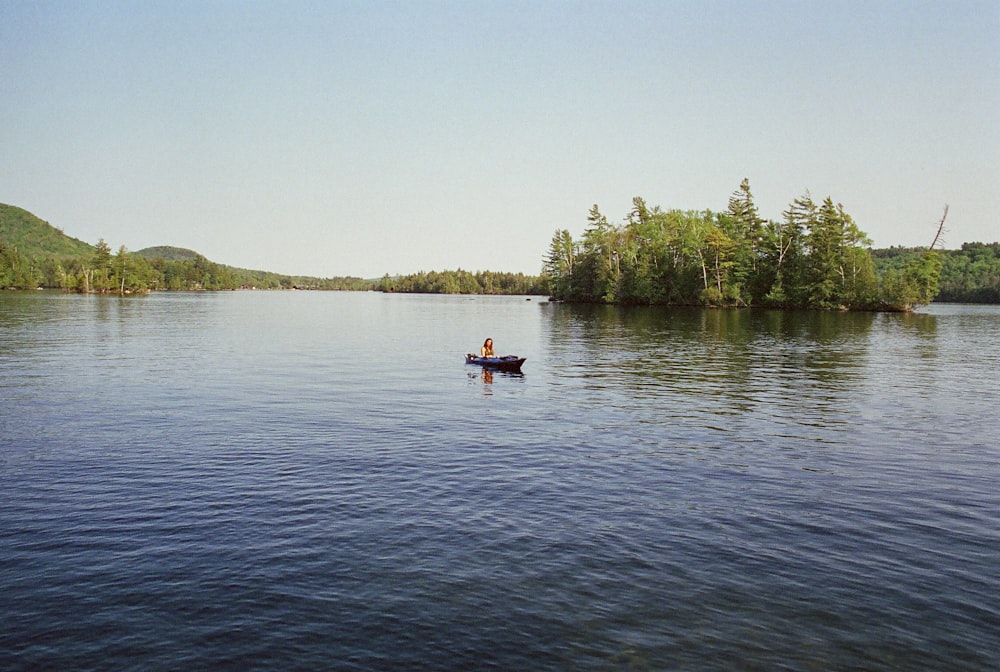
[1,291,997,671]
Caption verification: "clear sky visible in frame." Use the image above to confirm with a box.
[2,0,997,278]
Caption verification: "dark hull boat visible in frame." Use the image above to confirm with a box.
[465,354,526,372]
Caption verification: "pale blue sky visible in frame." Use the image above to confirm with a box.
[2,0,997,277]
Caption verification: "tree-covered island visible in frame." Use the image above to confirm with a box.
[543,180,996,311]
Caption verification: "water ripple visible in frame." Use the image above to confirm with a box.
[1,294,997,670]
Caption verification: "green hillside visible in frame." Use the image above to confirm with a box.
[135,246,201,261]
[0,203,94,258]
[0,202,374,292]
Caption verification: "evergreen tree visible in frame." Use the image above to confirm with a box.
[580,204,619,302]
[90,239,113,292]
[544,229,576,299]
[724,178,766,303]
[836,204,877,308]
[779,192,821,306]
[803,197,842,308]
[760,212,803,307]
[629,196,651,226]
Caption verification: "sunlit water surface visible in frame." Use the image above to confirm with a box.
[1,291,997,670]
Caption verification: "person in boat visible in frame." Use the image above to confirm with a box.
[481,338,495,358]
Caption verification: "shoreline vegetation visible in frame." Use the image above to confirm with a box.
[2,189,998,309]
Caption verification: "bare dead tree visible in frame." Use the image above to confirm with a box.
[929,205,948,250]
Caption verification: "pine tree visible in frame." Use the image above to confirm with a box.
[580,204,618,302]
[725,178,766,303]
[544,229,576,299]
[89,239,113,292]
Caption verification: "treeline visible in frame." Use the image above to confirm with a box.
[1,236,542,295]
[873,242,1000,304]
[0,239,369,292]
[543,180,947,311]
[377,269,545,295]
[0,241,48,289]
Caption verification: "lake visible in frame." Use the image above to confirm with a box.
[1,291,997,670]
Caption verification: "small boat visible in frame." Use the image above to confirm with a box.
[465,354,526,372]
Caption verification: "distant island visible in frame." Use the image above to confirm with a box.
[2,194,998,308]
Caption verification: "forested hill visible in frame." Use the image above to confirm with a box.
[0,203,94,258]
[0,202,370,291]
[1,202,539,295]
[134,246,201,261]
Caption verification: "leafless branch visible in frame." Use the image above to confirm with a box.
[929,205,948,250]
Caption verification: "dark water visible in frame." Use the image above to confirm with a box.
[1,291,997,671]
